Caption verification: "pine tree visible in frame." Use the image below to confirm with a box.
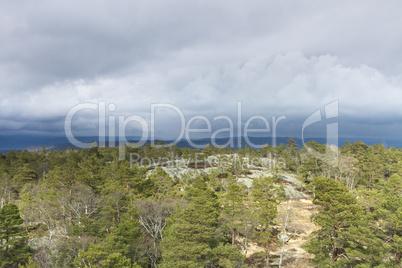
[160,177,220,267]
[12,164,36,193]
[305,177,365,267]
[161,177,243,267]
[376,174,402,265]
[74,243,141,268]
[0,203,32,268]
[103,207,142,263]
[223,178,246,246]
[252,176,283,268]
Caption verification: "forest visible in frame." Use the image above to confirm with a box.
[0,139,402,267]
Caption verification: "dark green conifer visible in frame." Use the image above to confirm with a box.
[0,203,32,268]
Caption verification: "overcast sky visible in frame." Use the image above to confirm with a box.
[1,0,402,140]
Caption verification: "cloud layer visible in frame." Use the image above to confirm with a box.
[1,0,402,139]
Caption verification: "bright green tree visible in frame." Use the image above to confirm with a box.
[375,174,402,265]
[160,177,220,267]
[305,177,366,267]
[103,207,142,263]
[74,243,141,268]
[12,164,36,194]
[161,177,242,267]
[223,178,246,246]
[252,176,283,267]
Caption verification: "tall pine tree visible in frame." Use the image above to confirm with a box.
[161,177,242,267]
[0,203,32,268]
[252,176,283,268]
[306,177,365,267]
[161,177,220,267]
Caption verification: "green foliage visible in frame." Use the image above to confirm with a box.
[103,210,142,262]
[1,140,402,267]
[374,174,402,265]
[306,177,366,267]
[70,215,100,237]
[160,177,222,267]
[12,164,37,193]
[74,243,141,268]
[252,176,283,266]
[222,177,246,246]
[0,203,32,268]
[161,177,241,267]
[18,257,39,268]
[210,243,245,267]
[50,236,95,268]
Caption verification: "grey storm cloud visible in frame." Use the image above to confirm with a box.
[1,0,402,139]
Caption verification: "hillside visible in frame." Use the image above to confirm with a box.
[0,140,402,267]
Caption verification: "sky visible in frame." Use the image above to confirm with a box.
[1,0,402,141]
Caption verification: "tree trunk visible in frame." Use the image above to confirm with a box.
[265,246,270,268]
